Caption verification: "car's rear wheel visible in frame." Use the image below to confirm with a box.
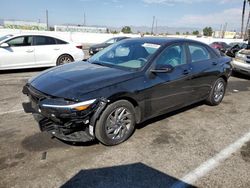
[95,100,135,146]
[206,77,226,106]
[56,54,74,66]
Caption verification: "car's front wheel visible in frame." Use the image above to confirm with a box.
[95,100,136,146]
[56,54,74,66]
[206,77,226,106]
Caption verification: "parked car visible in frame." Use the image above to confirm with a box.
[89,36,130,55]
[225,42,248,58]
[0,34,84,70]
[22,38,232,146]
[231,49,250,75]
[210,42,230,53]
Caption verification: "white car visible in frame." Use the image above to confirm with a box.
[231,49,250,75]
[0,34,84,70]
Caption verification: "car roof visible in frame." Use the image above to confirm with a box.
[3,33,70,43]
[124,37,207,46]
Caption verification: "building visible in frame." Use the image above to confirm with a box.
[3,20,47,30]
[54,25,107,33]
[213,30,237,39]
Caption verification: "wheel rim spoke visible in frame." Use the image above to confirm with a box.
[105,107,132,140]
[214,81,224,102]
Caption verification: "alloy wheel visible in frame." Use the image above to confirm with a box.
[213,81,225,103]
[105,107,132,140]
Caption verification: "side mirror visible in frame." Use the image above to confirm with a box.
[151,64,174,73]
[0,43,9,48]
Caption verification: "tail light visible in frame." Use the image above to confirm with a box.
[76,45,82,49]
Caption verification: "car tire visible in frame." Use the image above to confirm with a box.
[56,54,74,66]
[206,77,226,106]
[95,100,136,146]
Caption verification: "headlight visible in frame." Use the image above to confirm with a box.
[41,99,96,111]
[96,48,104,51]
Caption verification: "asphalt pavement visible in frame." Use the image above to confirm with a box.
[0,69,249,188]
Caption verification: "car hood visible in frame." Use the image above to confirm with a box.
[90,43,109,49]
[30,62,135,100]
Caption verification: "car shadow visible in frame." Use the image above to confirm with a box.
[232,71,250,80]
[0,67,50,74]
[60,163,196,188]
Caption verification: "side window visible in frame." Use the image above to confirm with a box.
[55,39,67,44]
[188,44,210,63]
[106,39,115,44]
[155,45,186,67]
[7,36,32,47]
[34,36,56,46]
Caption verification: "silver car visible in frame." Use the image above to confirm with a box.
[231,49,250,75]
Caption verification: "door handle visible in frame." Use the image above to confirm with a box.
[183,69,191,75]
[26,50,33,53]
[212,62,218,65]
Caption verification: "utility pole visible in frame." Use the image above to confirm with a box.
[46,9,49,30]
[83,10,86,26]
[219,24,222,38]
[222,22,227,38]
[151,16,155,35]
[244,11,250,40]
[241,0,246,38]
[155,19,158,35]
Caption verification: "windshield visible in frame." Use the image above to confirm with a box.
[88,40,162,70]
[0,34,13,42]
[105,38,115,44]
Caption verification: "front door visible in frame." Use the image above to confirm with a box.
[0,36,35,69]
[144,43,193,118]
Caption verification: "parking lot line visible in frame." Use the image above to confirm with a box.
[0,77,30,81]
[172,130,250,188]
[0,109,23,116]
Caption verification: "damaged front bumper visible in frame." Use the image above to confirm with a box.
[22,84,107,142]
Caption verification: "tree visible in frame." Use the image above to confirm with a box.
[121,26,132,33]
[111,30,118,34]
[192,30,199,35]
[203,27,213,36]
[176,32,180,35]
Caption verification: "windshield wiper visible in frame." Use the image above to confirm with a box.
[91,62,105,66]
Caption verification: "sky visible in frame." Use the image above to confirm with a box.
[0,0,247,31]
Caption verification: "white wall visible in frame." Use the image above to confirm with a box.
[0,29,244,45]
[0,29,140,44]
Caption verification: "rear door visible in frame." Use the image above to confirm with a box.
[33,36,62,66]
[0,36,35,69]
[186,43,219,100]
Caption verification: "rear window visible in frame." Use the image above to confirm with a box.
[56,38,68,44]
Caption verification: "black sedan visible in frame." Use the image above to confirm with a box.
[22,38,232,146]
[89,36,129,55]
